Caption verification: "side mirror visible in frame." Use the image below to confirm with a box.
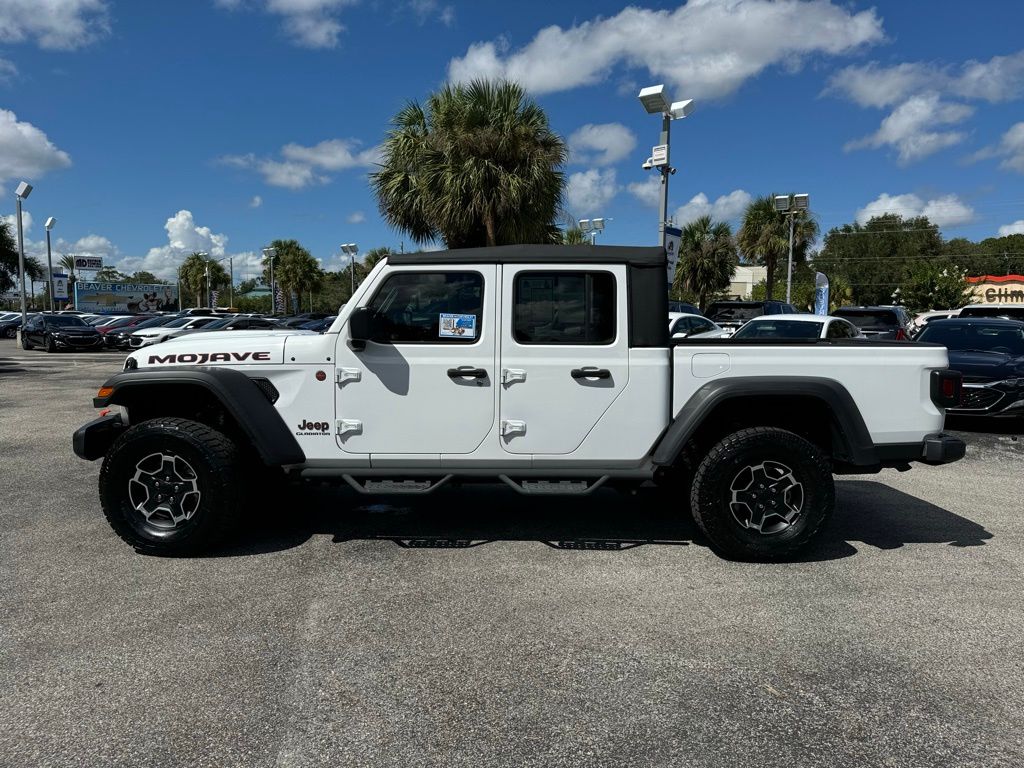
[348,307,375,350]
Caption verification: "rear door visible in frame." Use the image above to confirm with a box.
[498,265,628,455]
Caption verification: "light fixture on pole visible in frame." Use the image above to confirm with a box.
[44,217,56,312]
[578,217,610,245]
[341,243,358,294]
[14,181,32,329]
[197,251,210,308]
[262,247,277,314]
[638,85,694,256]
[774,193,810,304]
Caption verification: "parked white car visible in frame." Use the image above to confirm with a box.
[668,312,728,339]
[128,316,222,348]
[731,314,864,340]
[912,309,961,334]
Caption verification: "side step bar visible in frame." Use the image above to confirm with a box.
[498,475,608,495]
[342,474,453,495]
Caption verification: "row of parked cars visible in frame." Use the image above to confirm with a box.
[668,300,1024,419]
[0,309,338,352]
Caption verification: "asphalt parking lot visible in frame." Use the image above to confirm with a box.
[1,343,1023,768]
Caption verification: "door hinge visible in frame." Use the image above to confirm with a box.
[500,419,527,437]
[336,419,363,436]
[501,368,527,385]
[335,367,361,385]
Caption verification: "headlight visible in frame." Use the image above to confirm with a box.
[995,378,1024,388]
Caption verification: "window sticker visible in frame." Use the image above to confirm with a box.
[439,313,477,338]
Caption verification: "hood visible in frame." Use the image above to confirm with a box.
[48,325,98,335]
[126,329,312,368]
[948,349,1024,382]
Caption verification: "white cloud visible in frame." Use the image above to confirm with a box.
[220,138,378,189]
[215,0,356,48]
[844,94,973,164]
[566,168,618,216]
[674,189,752,226]
[407,0,454,26]
[971,122,1024,174]
[346,210,365,224]
[0,0,110,50]
[448,1,882,99]
[828,51,1024,164]
[628,175,661,207]
[249,195,262,208]
[0,109,72,187]
[111,210,230,279]
[998,220,1024,237]
[1,209,31,233]
[568,122,636,166]
[855,193,975,228]
[829,51,1024,108]
[0,57,16,83]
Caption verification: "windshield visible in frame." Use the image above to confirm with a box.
[733,319,824,340]
[164,317,194,328]
[918,323,1024,355]
[706,303,764,322]
[44,315,89,327]
[834,309,898,329]
[130,316,176,330]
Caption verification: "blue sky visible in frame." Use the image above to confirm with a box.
[1,0,1023,284]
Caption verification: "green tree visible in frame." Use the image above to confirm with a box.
[737,195,819,301]
[128,271,162,284]
[674,216,738,311]
[93,266,127,282]
[815,214,945,306]
[0,219,22,294]
[561,227,588,245]
[902,263,973,312]
[372,79,568,248]
[179,252,229,308]
[262,239,322,312]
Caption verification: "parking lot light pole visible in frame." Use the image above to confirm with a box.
[638,86,694,250]
[341,243,358,295]
[14,181,32,328]
[45,217,56,312]
[197,251,210,307]
[262,247,277,315]
[774,193,810,304]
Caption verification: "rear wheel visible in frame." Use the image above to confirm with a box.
[99,417,244,555]
[4,327,15,339]
[690,427,834,561]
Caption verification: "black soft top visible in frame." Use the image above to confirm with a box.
[386,244,666,267]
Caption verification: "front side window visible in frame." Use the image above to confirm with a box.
[514,271,616,345]
[366,271,483,344]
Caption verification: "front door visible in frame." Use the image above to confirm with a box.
[498,265,629,455]
[334,265,496,455]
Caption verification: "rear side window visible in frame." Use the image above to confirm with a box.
[367,271,483,343]
[514,272,616,344]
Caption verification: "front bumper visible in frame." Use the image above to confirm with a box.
[948,382,1024,417]
[72,413,126,461]
[54,335,103,349]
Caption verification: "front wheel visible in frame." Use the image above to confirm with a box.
[99,417,244,555]
[45,334,56,353]
[21,333,33,350]
[4,327,15,339]
[690,427,834,561]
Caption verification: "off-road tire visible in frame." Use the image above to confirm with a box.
[45,334,56,353]
[99,417,244,555]
[690,427,834,561]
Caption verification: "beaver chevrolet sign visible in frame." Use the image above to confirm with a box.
[74,282,179,313]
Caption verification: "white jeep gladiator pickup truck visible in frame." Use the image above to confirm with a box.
[73,245,966,560]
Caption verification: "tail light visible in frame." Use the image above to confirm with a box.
[895,328,908,341]
[930,370,962,408]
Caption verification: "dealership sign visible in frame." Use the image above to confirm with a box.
[967,275,1024,303]
[52,273,69,300]
[74,256,103,270]
[74,282,179,313]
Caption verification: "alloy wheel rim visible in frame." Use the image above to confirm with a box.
[729,461,804,535]
[128,452,201,529]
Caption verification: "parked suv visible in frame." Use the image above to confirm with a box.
[833,306,914,340]
[704,300,796,334]
[959,304,1024,322]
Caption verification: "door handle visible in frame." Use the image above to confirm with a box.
[571,367,611,379]
[447,367,488,379]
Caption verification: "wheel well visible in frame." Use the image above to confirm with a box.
[681,395,841,469]
[114,384,249,454]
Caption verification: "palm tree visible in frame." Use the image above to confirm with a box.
[371,79,568,249]
[676,216,738,311]
[737,195,818,301]
[561,227,588,245]
[263,239,322,313]
[179,252,228,307]
[58,254,77,280]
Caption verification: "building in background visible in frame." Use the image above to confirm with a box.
[728,266,768,299]
[967,275,1024,304]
